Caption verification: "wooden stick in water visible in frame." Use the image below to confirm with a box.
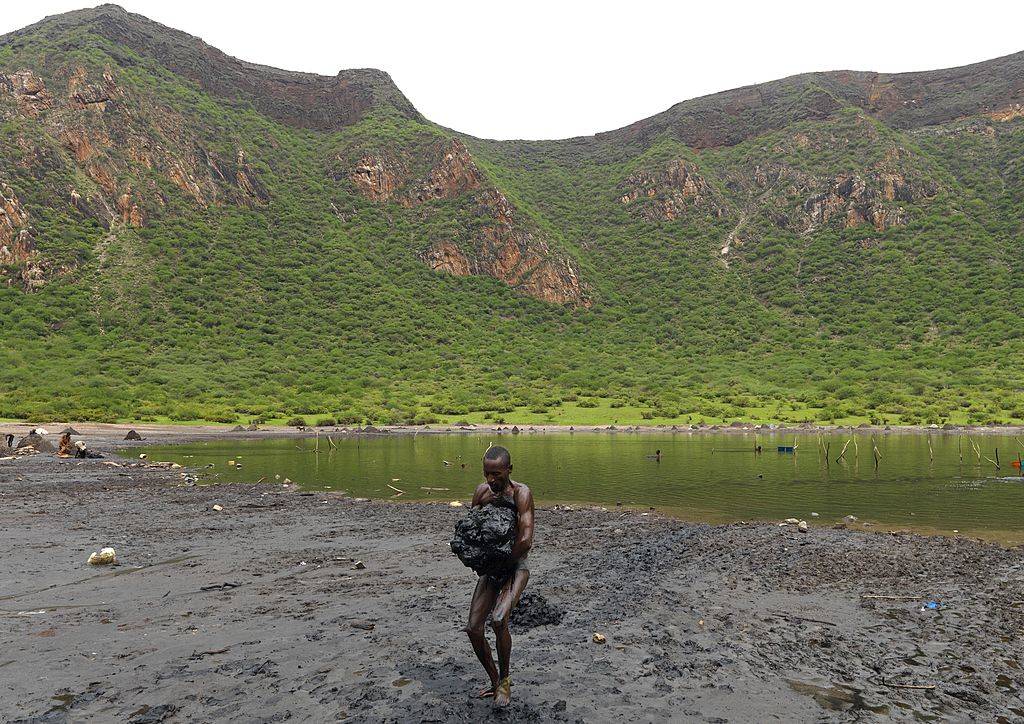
[983,448,1000,470]
[927,435,933,463]
[836,438,851,463]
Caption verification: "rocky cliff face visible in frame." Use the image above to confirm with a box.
[1,60,271,284]
[0,181,44,290]
[348,139,589,306]
[747,148,939,233]
[347,140,484,206]
[618,148,937,235]
[618,160,727,221]
[600,51,1024,150]
[1,5,419,132]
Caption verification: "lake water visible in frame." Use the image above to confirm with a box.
[135,431,1024,543]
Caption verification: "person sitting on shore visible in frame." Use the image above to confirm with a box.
[57,432,75,457]
[464,445,534,708]
[74,441,102,459]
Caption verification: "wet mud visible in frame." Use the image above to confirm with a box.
[1,430,1023,721]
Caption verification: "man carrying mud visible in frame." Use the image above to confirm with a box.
[465,445,534,708]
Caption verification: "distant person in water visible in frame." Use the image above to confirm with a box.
[464,445,534,708]
[646,449,662,461]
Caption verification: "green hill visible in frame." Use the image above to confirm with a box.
[1,5,1022,426]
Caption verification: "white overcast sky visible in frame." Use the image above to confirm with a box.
[3,1,1023,140]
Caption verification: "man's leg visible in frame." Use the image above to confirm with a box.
[464,575,499,697]
[489,567,530,707]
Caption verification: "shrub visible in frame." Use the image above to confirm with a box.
[286,416,308,427]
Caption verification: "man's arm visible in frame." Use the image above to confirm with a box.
[470,483,489,508]
[511,485,534,561]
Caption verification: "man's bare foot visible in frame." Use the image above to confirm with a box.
[476,684,496,699]
[493,677,511,707]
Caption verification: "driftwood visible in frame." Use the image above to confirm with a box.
[835,438,852,463]
[386,483,405,497]
[876,679,936,691]
[766,609,836,627]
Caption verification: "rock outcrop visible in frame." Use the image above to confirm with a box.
[347,139,484,207]
[1,70,52,116]
[421,189,588,306]
[739,148,938,234]
[1,62,272,284]
[618,159,726,221]
[0,181,45,290]
[348,139,589,306]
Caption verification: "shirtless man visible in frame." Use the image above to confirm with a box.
[464,445,534,708]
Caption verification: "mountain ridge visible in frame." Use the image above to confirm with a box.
[7,5,1024,143]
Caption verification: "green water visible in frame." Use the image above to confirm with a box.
[135,432,1024,542]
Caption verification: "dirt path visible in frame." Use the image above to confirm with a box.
[1,444,1023,721]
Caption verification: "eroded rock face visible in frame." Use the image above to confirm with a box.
[349,139,589,306]
[618,160,726,221]
[1,64,270,233]
[348,152,407,203]
[800,171,937,232]
[986,104,1024,123]
[744,149,938,233]
[1,70,52,116]
[346,139,483,206]
[0,182,45,290]
[408,140,484,204]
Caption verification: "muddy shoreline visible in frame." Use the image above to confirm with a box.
[2,431,1024,722]
[3,420,1024,449]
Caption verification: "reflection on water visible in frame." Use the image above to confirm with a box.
[134,432,1024,542]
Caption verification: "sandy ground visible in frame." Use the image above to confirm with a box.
[2,428,1024,722]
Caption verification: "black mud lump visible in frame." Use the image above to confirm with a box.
[450,504,517,576]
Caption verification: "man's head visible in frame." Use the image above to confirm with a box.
[483,445,512,490]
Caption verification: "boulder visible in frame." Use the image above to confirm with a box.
[16,432,54,452]
[124,429,143,440]
[451,504,517,577]
[60,426,81,435]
